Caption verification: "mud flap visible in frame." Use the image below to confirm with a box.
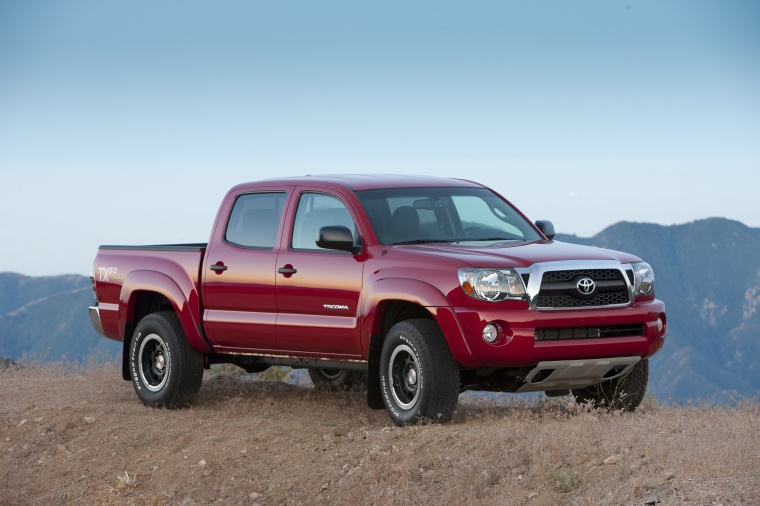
[366,334,384,410]
[121,321,136,381]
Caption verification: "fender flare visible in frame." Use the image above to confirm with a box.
[119,270,212,354]
[361,277,477,368]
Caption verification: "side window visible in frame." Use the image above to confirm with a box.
[291,193,357,251]
[225,192,287,249]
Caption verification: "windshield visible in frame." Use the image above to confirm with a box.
[356,187,542,245]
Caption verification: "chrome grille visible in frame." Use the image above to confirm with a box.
[537,268,630,309]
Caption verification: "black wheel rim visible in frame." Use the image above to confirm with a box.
[138,334,168,392]
[388,343,420,410]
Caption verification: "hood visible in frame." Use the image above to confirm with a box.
[393,240,641,268]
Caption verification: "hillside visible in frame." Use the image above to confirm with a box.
[0,273,120,361]
[1,363,758,505]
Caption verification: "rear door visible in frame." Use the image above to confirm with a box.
[275,187,366,356]
[202,187,291,351]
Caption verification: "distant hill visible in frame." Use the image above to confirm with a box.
[1,217,759,402]
[0,273,120,361]
[557,217,760,403]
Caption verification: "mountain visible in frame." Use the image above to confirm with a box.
[0,273,120,361]
[2,217,759,402]
[557,217,760,403]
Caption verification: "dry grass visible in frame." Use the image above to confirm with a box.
[0,361,758,505]
[111,470,137,492]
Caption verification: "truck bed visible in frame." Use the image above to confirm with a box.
[92,243,208,348]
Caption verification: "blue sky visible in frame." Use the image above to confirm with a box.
[1,0,758,276]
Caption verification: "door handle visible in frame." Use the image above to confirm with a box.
[277,267,297,275]
[210,264,228,272]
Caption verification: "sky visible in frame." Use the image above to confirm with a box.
[1,0,758,276]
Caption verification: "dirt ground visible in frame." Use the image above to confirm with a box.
[1,361,758,506]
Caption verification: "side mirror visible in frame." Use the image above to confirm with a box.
[535,220,555,240]
[317,226,362,255]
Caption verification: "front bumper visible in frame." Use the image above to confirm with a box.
[452,299,666,368]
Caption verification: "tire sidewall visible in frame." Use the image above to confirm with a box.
[380,328,431,425]
[130,315,178,406]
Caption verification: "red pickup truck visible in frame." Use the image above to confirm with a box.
[89,175,665,425]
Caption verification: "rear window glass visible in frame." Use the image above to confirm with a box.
[225,192,287,249]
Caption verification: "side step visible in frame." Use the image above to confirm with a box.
[516,356,640,393]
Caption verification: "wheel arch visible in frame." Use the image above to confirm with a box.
[362,278,476,409]
[118,289,175,381]
[119,270,211,380]
[362,278,476,367]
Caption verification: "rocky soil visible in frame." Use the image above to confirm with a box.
[1,362,758,505]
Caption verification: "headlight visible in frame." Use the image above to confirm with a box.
[458,268,526,302]
[632,262,655,296]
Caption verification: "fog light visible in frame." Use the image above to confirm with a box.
[482,323,501,344]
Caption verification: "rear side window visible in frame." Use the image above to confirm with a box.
[225,192,287,249]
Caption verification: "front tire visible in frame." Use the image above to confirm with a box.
[129,312,204,408]
[572,359,649,411]
[380,319,460,426]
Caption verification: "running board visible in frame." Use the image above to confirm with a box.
[207,352,367,372]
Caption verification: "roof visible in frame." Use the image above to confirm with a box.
[230,174,485,192]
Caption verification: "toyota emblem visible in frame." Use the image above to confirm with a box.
[576,277,596,295]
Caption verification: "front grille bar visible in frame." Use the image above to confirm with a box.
[534,324,645,341]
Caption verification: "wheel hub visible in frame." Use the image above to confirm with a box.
[406,367,417,387]
[154,353,165,371]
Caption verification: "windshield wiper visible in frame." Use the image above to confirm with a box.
[390,239,452,246]
[456,237,517,242]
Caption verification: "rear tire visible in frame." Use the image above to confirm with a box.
[379,319,460,426]
[572,359,648,411]
[129,312,204,408]
[308,368,362,391]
